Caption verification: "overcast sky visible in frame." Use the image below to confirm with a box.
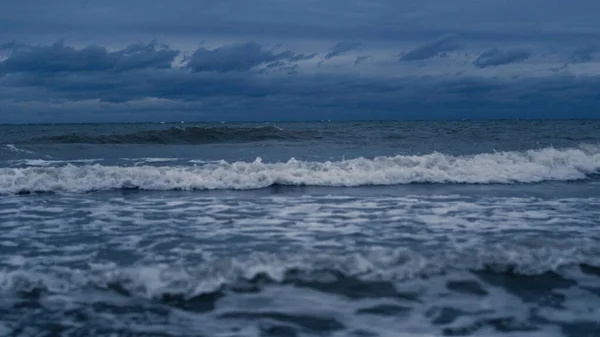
[1,0,600,123]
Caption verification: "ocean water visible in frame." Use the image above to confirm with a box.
[1,120,600,337]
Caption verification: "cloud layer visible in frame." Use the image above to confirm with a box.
[0,38,599,123]
[3,0,600,43]
[1,0,600,125]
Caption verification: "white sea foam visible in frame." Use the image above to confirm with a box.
[1,146,599,193]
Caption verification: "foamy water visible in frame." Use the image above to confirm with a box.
[1,194,599,336]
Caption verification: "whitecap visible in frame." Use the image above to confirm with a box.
[0,146,599,194]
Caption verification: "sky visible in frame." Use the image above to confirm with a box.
[1,0,600,123]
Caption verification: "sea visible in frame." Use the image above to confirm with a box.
[1,120,600,337]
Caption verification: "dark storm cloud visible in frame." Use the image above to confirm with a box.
[324,41,364,59]
[187,42,312,72]
[400,34,462,61]
[2,49,599,109]
[473,48,531,68]
[0,41,116,73]
[0,40,179,74]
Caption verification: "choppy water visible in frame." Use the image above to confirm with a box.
[1,120,600,336]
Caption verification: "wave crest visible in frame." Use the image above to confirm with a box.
[1,146,599,194]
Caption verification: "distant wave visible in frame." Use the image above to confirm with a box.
[24,125,319,144]
[9,159,104,167]
[2,146,599,194]
[2,144,35,154]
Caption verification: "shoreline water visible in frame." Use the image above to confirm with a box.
[1,120,599,336]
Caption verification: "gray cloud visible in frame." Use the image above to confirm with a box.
[113,40,179,72]
[0,40,179,74]
[354,55,371,65]
[570,46,597,63]
[289,53,318,62]
[187,42,311,72]
[324,41,364,59]
[0,40,313,76]
[400,34,461,61]
[473,48,531,68]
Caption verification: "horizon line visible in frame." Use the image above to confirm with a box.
[1,116,599,126]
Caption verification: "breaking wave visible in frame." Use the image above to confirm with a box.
[1,146,599,194]
[24,125,317,144]
[2,245,600,336]
[2,243,600,299]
